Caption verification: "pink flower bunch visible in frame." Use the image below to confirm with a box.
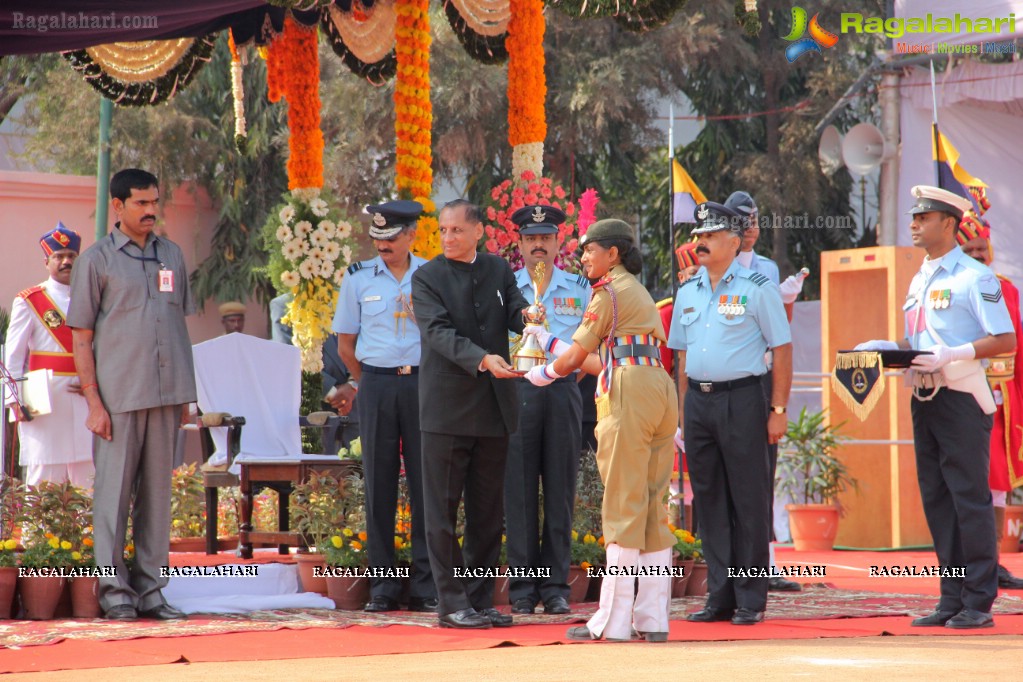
[483,171,591,273]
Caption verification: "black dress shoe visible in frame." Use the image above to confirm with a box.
[543,596,571,615]
[104,604,138,621]
[686,607,734,622]
[731,608,764,625]
[511,598,536,614]
[139,604,187,620]
[910,610,958,627]
[438,608,492,629]
[479,607,513,627]
[945,608,994,629]
[768,576,802,592]
[364,595,400,613]
[998,564,1023,589]
[407,597,439,612]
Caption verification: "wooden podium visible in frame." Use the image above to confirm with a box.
[820,246,932,548]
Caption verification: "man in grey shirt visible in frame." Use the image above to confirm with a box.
[68,168,196,621]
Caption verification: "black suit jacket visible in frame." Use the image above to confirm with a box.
[412,253,528,437]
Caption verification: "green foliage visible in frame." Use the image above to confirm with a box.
[19,536,74,569]
[170,463,206,540]
[777,407,857,507]
[21,481,91,549]
[322,530,367,569]
[0,477,24,543]
[573,448,604,536]
[671,527,702,560]
[570,531,605,567]
[301,372,324,454]
[291,472,365,552]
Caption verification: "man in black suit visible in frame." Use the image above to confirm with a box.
[411,199,530,629]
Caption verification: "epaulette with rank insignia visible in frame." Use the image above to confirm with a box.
[16,285,43,299]
[574,274,589,289]
[591,276,611,290]
[743,272,770,287]
[347,260,370,276]
[679,277,698,288]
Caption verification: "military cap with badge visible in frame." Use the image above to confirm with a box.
[366,199,424,240]
[691,201,746,236]
[510,204,567,235]
[40,222,82,256]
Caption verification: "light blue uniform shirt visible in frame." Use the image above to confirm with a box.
[667,260,791,381]
[738,250,780,285]
[514,265,592,344]
[331,255,426,366]
[903,246,1012,348]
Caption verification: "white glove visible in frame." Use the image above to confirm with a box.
[523,325,571,358]
[674,427,685,453]
[525,363,565,387]
[854,340,899,351]
[779,271,808,304]
[910,343,975,373]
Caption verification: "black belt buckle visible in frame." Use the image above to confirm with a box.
[699,382,713,393]
[398,365,412,375]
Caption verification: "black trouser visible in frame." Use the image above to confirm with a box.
[685,382,771,612]
[358,370,434,601]
[422,432,509,615]
[504,377,582,605]
[912,388,998,613]
[760,370,779,541]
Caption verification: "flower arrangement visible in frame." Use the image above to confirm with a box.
[70,535,96,568]
[323,528,367,568]
[506,0,546,179]
[228,30,246,153]
[482,170,585,272]
[570,530,605,570]
[20,533,75,568]
[170,463,206,540]
[338,436,363,461]
[669,525,702,561]
[263,188,359,372]
[395,0,439,258]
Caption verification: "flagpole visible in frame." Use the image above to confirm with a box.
[669,103,678,294]
[930,60,940,186]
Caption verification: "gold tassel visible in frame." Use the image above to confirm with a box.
[831,351,886,422]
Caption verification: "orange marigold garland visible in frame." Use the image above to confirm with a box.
[395,0,438,258]
[506,0,546,180]
[269,16,324,191]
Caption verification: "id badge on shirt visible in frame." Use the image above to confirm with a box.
[159,269,174,293]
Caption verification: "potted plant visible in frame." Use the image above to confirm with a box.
[68,534,101,619]
[291,471,363,594]
[322,529,368,609]
[776,408,858,552]
[18,533,75,619]
[670,526,701,598]
[568,531,602,603]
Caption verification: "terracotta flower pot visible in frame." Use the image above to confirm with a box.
[672,559,695,598]
[0,567,17,619]
[685,561,708,597]
[786,503,840,552]
[325,574,369,610]
[71,576,103,619]
[294,552,328,595]
[19,575,66,620]
[567,565,591,603]
[1001,505,1023,554]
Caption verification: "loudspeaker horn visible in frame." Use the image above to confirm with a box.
[842,122,894,176]
[818,125,844,176]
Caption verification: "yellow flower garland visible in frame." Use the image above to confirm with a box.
[395,0,439,258]
[506,0,546,178]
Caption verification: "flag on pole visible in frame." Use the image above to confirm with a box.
[932,125,989,217]
[672,159,707,224]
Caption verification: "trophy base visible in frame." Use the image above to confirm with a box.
[513,355,546,371]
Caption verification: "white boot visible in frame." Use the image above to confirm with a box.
[633,547,671,642]
[585,543,639,641]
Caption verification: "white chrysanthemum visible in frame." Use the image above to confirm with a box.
[282,239,304,261]
[322,242,341,261]
[298,259,317,280]
[275,224,293,243]
[280,270,300,288]
[341,245,353,263]
[320,260,336,279]
[293,221,313,238]
[318,220,336,238]
[279,205,296,225]
[310,198,329,218]
[337,221,353,239]
[309,230,327,248]
[308,246,325,263]
[334,269,345,285]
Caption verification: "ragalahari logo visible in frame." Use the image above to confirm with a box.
[783,7,839,62]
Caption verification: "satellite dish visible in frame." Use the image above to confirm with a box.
[818,125,844,176]
[842,122,894,176]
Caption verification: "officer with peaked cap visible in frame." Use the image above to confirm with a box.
[503,204,591,616]
[856,184,1015,628]
[332,199,437,613]
[667,202,792,625]
[4,222,94,487]
[522,217,678,642]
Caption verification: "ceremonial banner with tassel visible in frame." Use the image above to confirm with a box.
[832,351,885,422]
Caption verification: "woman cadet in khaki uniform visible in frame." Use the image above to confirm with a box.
[523,218,678,642]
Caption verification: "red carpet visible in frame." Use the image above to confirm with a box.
[3,547,1023,674]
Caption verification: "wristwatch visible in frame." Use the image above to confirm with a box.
[770,405,787,415]
[347,379,359,391]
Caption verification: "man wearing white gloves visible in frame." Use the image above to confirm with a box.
[855,185,1015,630]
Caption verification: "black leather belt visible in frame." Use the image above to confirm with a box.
[361,363,418,375]
[688,375,762,393]
[611,344,661,360]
